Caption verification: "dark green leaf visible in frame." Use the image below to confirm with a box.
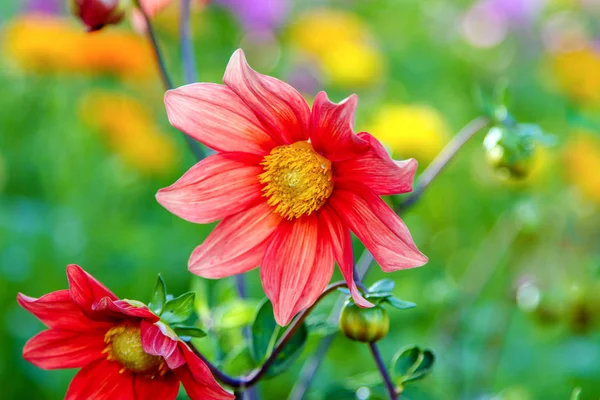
[161,292,195,325]
[385,296,416,310]
[148,274,167,315]
[250,298,279,363]
[172,325,207,338]
[392,346,421,380]
[250,298,308,378]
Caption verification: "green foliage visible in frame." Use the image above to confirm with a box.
[148,274,167,315]
[250,298,308,378]
[391,345,436,390]
[160,292,196,325]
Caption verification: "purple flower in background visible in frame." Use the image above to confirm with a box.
[483,0,545,26]
[215,0,290,32]
[25,0,64,14]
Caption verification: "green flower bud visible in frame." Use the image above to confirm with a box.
[483,125,536,179]
[339,300,389,343]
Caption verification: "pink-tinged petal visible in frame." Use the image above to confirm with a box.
[164,83,277,155]
[156,152,264,224]
[66,359,135,400]
[310,91,369,161]
[140,320,185,370]
[330,185,428,271]
[133,374,180,400]
[178,345,234,400]
[223,49,310,145]
[335,132,417,195]
[318,207,373,308]
[261,215,334,326]
[66,264,118,313]
[17,291,111,332]
[139,0,173,17]
[189,202,281,278]
[23,330,106,370]
[92,298,160,322]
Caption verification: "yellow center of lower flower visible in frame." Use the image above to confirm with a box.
[259,141,333,219]
[103,325,167,376]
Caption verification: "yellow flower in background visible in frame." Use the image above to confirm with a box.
[564,131,600,204]
[3,14,155,81]
[551,46,600,105]
[368,104,450,164]
[80,91,178,175]
[289,9,383,87]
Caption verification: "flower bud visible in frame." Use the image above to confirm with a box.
[70,0,127,32]
[483,125,536,179]
[339,300,389,343]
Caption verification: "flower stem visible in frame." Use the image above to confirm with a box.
[180,0,198,84]
[140,1,205,160]
[369,343,398,400]
[289,115,491,398]
[187,281,347,389]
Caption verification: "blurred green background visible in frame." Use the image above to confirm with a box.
[1,0,600,399]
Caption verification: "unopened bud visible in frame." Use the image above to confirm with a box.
[70,0,127,32]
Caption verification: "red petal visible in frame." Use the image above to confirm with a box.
[335,132,417,195]
[17,291,111,332]
[164,83,277,155]
[329,186,428,271]
[66,359,135,400]
[23,330,106,370]
[140,320,185,370]
[133,374,180,400]
[66,264,118,314]
[310,91,369,161]
[188,202,280,278]
[223,49,310,145]
[318,207,373,308]
[92,299,159,322]
[261,215,334,326]
[156,152,264,224]
[178,344,234,400]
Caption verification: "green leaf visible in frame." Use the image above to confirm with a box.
[570,388,582,400]
[250,298,278,363]
[391,346,435,386]
[368,279,395,295]
[250,298,308,378]
[161,292,195,325]
[148,274,167,315]
[392,346,421,379]
[172,325,207,338]
[305,314,339,336]
[385,296,416,310]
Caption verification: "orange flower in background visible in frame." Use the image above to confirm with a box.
[3,14,155,81]
[18,265,233,400]
[157,50,428,326]
[81,91,178,175]
[564,131,600,204]
[552,46,600,105]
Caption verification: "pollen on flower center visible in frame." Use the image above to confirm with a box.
[259,141,334,219]
[103,324,167,376]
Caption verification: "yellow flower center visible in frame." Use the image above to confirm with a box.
[103,324,167,376]
[259,141,334,219]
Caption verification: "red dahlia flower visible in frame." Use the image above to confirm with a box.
[157,49,428,326]
[17,265,233,400]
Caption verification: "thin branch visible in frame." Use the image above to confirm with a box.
[369,343,398,400]
[140,1,205,160]
[188,281,347,389]
[180,0,198,84]
[288,335,336,400]
[140,5,173,89]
